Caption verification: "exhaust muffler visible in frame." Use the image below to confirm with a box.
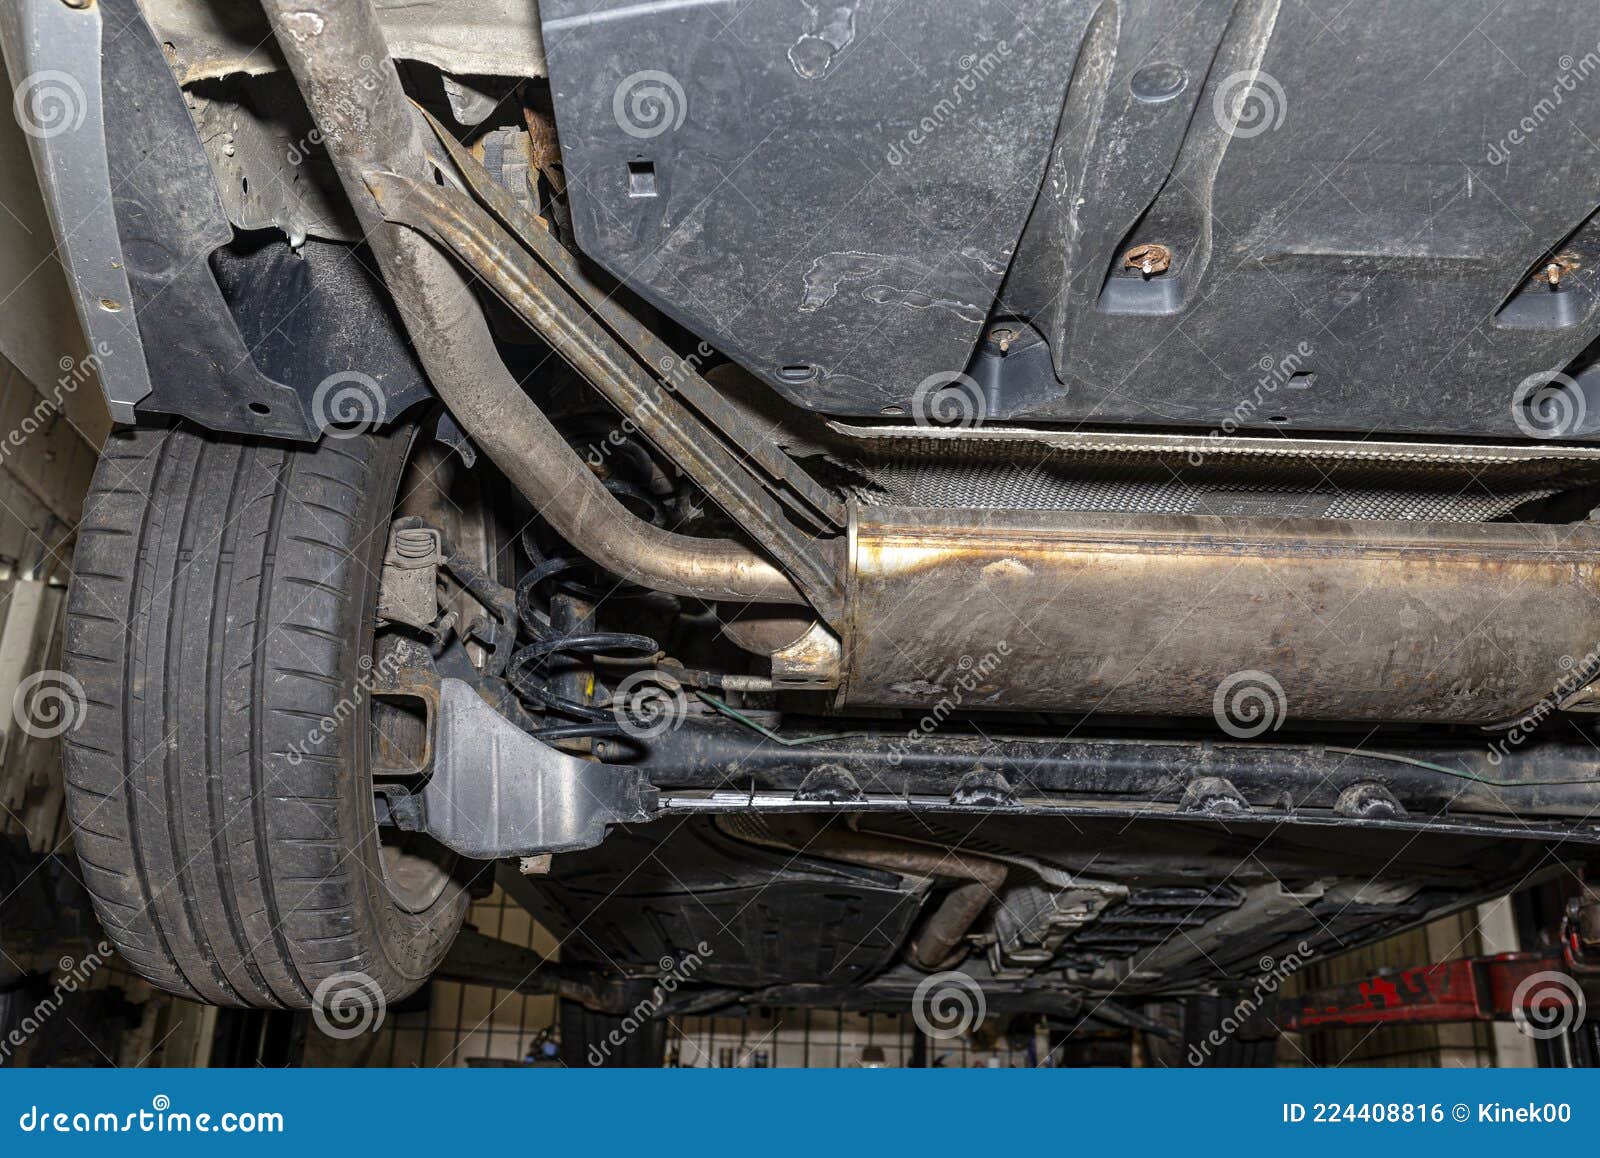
[841,507,1600,725]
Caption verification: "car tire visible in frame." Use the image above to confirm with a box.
[63,422,468,1009]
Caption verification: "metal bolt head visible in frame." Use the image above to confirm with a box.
[1543,250,1582,288]
[986,325,1018,352]
[1124,242,1173,277]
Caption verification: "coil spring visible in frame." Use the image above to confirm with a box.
[506,545,660,741]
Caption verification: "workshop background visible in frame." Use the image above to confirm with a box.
[0,51,1583,1072]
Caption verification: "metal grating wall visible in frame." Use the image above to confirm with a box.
[366,889,560,1068]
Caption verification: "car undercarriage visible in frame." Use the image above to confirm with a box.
[7,0,1600,1063]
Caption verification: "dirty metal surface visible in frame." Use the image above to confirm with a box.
[142,0,547,83]
[421,678,656,858]
[625,720,1600,825]
[826,422,1600,471]
[368,169,845,618]
[844,507,1600,724]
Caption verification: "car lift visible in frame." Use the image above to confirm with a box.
[1279,889,1600,1064]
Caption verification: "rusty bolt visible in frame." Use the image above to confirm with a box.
[1124,243,1173,277]
[1543,251,1582,288]
[986,325,1018,353]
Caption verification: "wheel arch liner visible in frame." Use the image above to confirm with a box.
[0,0,429,440]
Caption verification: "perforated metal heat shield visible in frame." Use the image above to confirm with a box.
[833,425,1600,522]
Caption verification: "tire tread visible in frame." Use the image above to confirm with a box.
[63,424,465,1009]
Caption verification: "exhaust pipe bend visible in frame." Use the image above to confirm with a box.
[258,0,806,607]
[717,816,1006,970]
[801,829,1006,971]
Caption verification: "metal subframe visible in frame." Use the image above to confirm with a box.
[613,720,1600,845]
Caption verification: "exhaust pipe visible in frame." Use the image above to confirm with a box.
[258,0,805,607]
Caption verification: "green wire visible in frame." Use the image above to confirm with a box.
[1325,746,1600,788]
[695,692,873,747]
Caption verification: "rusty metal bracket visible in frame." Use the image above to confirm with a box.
[370,642,442,780]
[413,107,847,536]
[368,168,845,623]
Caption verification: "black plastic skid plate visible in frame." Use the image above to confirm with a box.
[543,0,1600,440]
[540,0,1088,417]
